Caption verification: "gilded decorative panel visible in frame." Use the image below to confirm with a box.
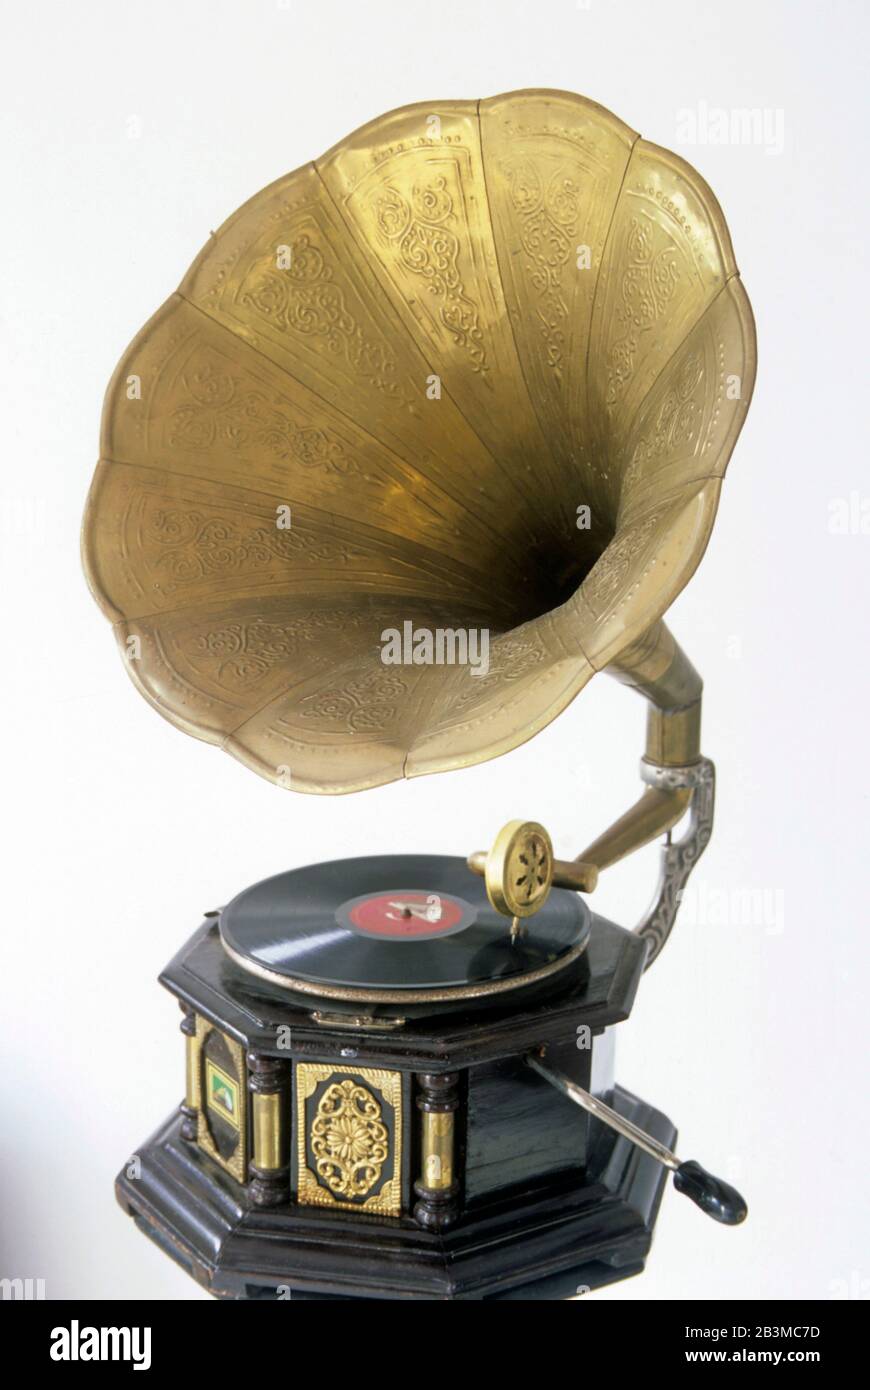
[295,1064,403,1216]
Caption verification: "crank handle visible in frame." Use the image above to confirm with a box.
[526,1053,747,1226]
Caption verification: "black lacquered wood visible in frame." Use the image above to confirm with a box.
[162,911,645,1049]
[117,910,664,1299]
[117,1086,676,1300]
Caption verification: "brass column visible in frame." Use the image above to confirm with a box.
[247,1053,290,1207]
[179,1003,198,1142]
[413,1072,460,1230]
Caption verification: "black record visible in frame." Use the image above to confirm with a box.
[219,854,589,992]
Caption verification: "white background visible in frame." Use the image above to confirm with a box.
[2,0,867,1301]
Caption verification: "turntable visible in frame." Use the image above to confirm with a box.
[84,88,756,1299]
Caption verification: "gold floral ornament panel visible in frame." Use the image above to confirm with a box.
[296,1064,403,1216]
[83,89,756,793]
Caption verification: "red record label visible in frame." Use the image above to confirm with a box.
[342,890,470,940]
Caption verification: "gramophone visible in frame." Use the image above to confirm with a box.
[83,89,756,1300]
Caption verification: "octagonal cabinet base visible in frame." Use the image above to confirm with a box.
[116,1090,675,1301]
[116,913,674,1299]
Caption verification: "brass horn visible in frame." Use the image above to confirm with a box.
[82,89,756,960]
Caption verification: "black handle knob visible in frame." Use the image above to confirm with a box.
[673,1159,748,1225]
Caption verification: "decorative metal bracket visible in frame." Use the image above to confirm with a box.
[467,626,717,968]
[635,757,715,968]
